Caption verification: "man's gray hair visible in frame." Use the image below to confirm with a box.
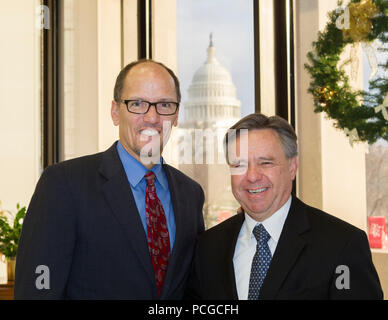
[224,113,298,163]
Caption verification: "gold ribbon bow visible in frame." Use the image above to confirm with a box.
[343,0,380,42]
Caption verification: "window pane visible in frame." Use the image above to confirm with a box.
[60,0,125,160]
[61,0,99,160]
[365,39,388,235]
[174,0,255,228]
[177,0,254,119]
[367,143,388,230]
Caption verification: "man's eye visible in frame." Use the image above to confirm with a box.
[130,101,143,107]
[159,102,171,108]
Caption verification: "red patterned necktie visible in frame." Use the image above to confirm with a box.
[145,171,171,296]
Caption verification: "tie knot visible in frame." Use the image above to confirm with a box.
[145,171,156,186]
[252,224,271,245]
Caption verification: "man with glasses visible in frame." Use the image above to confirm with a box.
[15,60,205,299]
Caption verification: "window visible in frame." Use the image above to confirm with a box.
[154,0,256,228]
[294,0,388,238]
[365,40,388,234]
[60,0,136,160]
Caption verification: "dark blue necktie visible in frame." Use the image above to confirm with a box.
[248,224,272,300]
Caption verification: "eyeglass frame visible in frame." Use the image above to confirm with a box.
[120,99,180,115]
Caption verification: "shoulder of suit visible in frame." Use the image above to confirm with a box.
[199,213,244,241]
[295,197,366,238]
[199,198,367,244]
[42,151,104,179]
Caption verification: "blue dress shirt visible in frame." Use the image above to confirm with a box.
[116,141,176,251]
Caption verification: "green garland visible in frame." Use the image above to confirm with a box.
[305,0,388,144]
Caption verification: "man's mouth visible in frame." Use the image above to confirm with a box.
[248,187,268,194]
[140,129,159,137]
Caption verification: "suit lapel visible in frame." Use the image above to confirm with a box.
[99,143,157,292]
[259,197,310,299]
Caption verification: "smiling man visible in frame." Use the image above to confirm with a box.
[111,60,180,167]
[15,60,205,299]
[186,113,383,300]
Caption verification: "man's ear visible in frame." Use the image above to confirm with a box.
[289,156,299,180]
[111,100,120,126]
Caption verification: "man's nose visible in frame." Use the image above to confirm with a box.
[143,104,159,123]
[246,165,263,182]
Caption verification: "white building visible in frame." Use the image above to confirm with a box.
[176,35,241,228]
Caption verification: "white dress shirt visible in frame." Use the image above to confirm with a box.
[233,196,292,300]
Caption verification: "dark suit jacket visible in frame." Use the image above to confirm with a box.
[14,142,205,299]
[186,197,383,300]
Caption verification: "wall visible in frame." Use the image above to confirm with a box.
[294,0,323,210]
[0,0,42,283]
[295,0,368,231]
[318,0,368,232]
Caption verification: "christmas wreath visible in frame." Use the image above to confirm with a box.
[305,0,388,145]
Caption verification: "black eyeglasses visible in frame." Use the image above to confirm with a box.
[120,99,179,115]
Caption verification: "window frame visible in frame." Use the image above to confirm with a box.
[43,0,296,168]
[42,0,59,169]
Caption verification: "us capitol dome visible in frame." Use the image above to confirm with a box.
[182,34,241,129]
[177,34,241,228]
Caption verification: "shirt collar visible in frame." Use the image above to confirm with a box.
[244,195,292,243]
[152,162,168,190]
[116,140,167,190]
